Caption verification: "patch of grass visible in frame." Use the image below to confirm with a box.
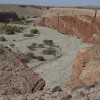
[42,47,56,55]
[43,40,54,46]
[38,44,44,48]
[12,20,32,25]
[0,37,7,42]
[10,43,15,47]
[5,25,22,35]
[27,43,37,50]
[26,52,37,59]
[24,33,33,37]
[30,29,39,34]
[21,52,36,63]
[36,56,46,61]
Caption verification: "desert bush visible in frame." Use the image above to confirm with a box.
[23,33,33,37]
[42,47,56,55]
[30,29,39,34]
[26,52,37,59]
[21,52,36,63]
[0,36,7,42]
[38,44,44,48]
[5,25,22,35]
[43,39,53,46]
[10,43,15,47]
[27,43,37,50]
[36,56,46,61]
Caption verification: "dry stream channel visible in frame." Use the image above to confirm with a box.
[0,24,92,90]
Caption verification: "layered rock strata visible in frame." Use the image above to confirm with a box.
[0,44,45,95]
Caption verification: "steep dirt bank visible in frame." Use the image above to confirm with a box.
[0,44,45,95]
[71,45,100,86]
[34,15,100,44]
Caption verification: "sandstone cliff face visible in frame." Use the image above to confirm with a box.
[34,15,100,44]
[71,45,100,86]
[0,44,45,95]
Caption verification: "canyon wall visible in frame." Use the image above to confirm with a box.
[0,44,45,95]
[34,8,100,44]
[71,45,100,86]
[34,16,100,43]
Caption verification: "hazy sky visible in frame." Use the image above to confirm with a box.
[0,0,100,6]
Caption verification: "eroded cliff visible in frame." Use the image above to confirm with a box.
[0,44,45,95]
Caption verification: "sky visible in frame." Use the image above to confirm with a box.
[0,0,100,6]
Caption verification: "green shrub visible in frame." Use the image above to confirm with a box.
[32,43,37,48]
[43,40,53,46]
[26,52,37,59]
[42,47,56,55]
[27,43,37,50]
[24,33,33,37]
[13,20,32,25]
[36,56,46,61]
[21,52,36,63]
[5,25,22,35]
[0,37,7,42]
[30,29,39,34]
[10,43,15,47]
[38,44,44,48]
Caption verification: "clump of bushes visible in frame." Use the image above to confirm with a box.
[43,40,54,46]
[38,44,44,48]
[27,43,37,50]
[12,20,32,25]
[5,25,22,35]
[30,29,39,34]
[26,52,37,59]
[21,52,36,63]
[24,33,33,37]
[42,47,56,55]
[0,36,7,42]
[10,43,15,47]
[36,56,46,61]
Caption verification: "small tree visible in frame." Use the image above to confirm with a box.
[30,29,39,34]
[0,37,7,42]
[42,47,56,55]
[43,40,53,46]
[36,56,46,61]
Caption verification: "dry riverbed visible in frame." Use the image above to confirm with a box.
[0,24,92,90]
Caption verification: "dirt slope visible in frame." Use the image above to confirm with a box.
[0,4,44,19]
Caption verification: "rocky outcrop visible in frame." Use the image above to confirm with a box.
[71,45,100,86]
[0,44,45,95]
[0,12,19,22]
[34,15,100,44]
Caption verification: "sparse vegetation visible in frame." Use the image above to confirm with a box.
[43,39,54,46]
[10,43,15,47]
[0,36,7,42]
[24,33,33,37]
[5,25,22,35]
[12,20,32,25]
[38,44,44,48]
[27,43,37,50]
[42,47,56,55]
[26,52,37,59]
[36,56,46,61]
[30,29,39,34]
[21,52,36,63]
